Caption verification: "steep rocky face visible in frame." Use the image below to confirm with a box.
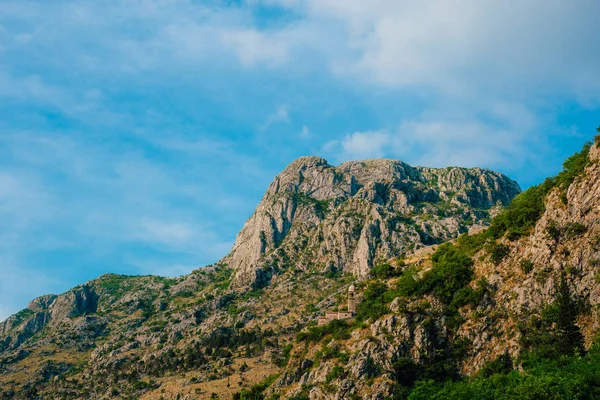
[224,156,521,287]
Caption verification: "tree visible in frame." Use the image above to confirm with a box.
[555,272,585,356]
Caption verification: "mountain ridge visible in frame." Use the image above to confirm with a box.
[4,138,600,399]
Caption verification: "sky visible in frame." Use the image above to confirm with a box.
[0,0,599,321]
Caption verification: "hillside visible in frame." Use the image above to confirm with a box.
[1,136,600,400]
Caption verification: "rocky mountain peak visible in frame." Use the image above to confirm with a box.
[223,156,521,288]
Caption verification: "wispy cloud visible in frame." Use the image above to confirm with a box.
[299,125,311,139]
[260,105,290,130]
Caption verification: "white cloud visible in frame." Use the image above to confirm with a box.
[260,105,290,130]
[340,130,391,160]
[137,219,195,248]
[299,125,311,139]
[291,0,600,100]
[324,130,390,161]
[220,29,289,67]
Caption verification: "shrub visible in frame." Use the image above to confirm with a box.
[519,272,584,362]
[555,142,591,190]
[407,347,600,399]
[296,320,351,343]
[414,244,474,305]
[487,178,554,239]
[233,374,280,400]
[478,351,513,378]
[325,366,346,383]
[565,222,587,239]
[450,278,489,310]
[488,243,510,265]
[545,220,562,242]
[520,259,534,274]
[394,267,419,297]
[357,281,390,321]
[456,232,489,256]
[371,262,400,279]
[485,140,592,240]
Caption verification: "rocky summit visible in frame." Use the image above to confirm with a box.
[2,138,600,400]
[225,157,520,287]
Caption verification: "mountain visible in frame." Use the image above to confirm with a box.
[1,138,600,400]
[225,157,520,287]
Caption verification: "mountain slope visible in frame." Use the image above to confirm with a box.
[4,139,600,400]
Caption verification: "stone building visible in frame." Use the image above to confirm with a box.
[317,285,357,326]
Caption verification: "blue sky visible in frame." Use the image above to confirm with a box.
[1,0,599,321]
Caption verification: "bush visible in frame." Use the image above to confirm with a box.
[565,222,587,239]
[325,365,346,383]
[371,262,400,279]
[296,319,351,343]
[450,278,489,310]
[555,142,591,190]
[520,259,534,274]
[478,352,513,378]
[519,273,584,363]
[488,243,510,265]
[393,244,475,308]
[407,348,600,400]
[395,268,420,297]
[487,179,554,240]
[545,220,562,242]
[357,281,390,321]
[485,140,592,240]
[456,232,489,256]
[233,374,280,400]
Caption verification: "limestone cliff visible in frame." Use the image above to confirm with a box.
[224,156,520,287]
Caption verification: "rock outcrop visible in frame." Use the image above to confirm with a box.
[223,157,520,287]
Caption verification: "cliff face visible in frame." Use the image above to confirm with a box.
[224,156,520,287]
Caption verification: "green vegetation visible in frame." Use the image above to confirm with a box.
[487,178,555,240]
[356,281,390,321]
[357,244,482,323]
[565,222,587,239]
[519,272,585,363]
[10,309,34,329]
[487,242,510,265]
[406,348,600,399]
[325,365,346,383]
[389,271,591,399]
[296,319,352,343]
[444,138,595,265]
[520,259,534,274]
[289,192,332,219]
[401,244,475,306]
[371,262,401,279]
[487,140,592,241]
[233,374,280,400]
